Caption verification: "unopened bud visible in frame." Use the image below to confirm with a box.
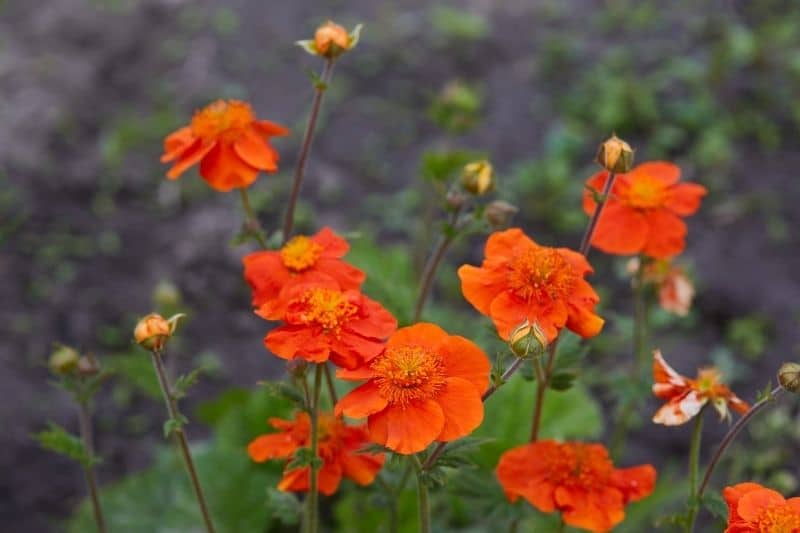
[49,345,79,375]
[596,134,634,173]
[509,321,548,358]
[460,160,494,195]
[77,355,101,377]
[134,313,184,351]
[298,21,362,59]
[778,362,800,394]
[484,200,518,229]
[446,191,467,210]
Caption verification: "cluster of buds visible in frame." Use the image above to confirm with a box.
[297,21,362,60]
[48,345,101,378]
[596,134,634,173]
[509,321,548,359]
[134,313,185,351]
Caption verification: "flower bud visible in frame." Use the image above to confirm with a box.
[509,321,548,359]
[77,355,101,377]
[778,362,800,394]
[446,191,467,210]
[460,160,494,195]
[298,21,362,59]
[49,345,79,375]
[596,134,634,173]
[134,313,183,351]
[484,200,518,229]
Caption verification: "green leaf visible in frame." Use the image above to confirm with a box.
[265,488,301,525]
[296,39,318,56]
[702,491,728,519]
[33,422,95,468]
[163,414,188,438]
[286,447,323,470]
[548,370,578,391]
[173,367,203,400]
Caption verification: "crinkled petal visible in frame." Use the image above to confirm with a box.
[434,377,484,441]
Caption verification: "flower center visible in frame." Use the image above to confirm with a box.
[371,345,446,405]
[506,248,577,302]
[290,288,358,335]
[624,175,667,209]
[755,503,800,532]
[695,367,722,393]
[545,444,612,491]
[190,100,255,141]
[280,236,324,271]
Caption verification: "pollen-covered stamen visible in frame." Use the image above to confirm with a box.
[371,345,446,405]
[506,248,577,302]
[624,175,667,209]
[539,444,613,491]
[191,100,256,141]
[280,236,324,271]
[289,288,358,335]
[755,504,800,531]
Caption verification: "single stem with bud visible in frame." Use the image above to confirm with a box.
[696,386,785,506]
[283,59,335,243]
[305,364,323,533]
[150,349,216,533]
[78,400,107,533]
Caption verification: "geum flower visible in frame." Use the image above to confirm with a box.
[628,258,696,316]
[652,350,749,425]
[724,482,800,532]
[582,162,707,258]
[496,440,656,533]
[258,278,396,370]
[161,99,288,191]
[458,228,603,341]
[335,323,490,454]
[243,226,365,309]
[248,411,384,495]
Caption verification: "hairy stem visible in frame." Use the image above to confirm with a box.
[697,387,784,501]
[150,350,216,533]
[283,60,335,243]
[579,171,617,257]
[305,364,324,533]
[412,455,431,533]
[685,410,705,533]
[78,401,107,533]
[239,188,268,248]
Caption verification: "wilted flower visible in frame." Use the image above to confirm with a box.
[484,200,518,229]
[778,362,800,394]
[652,350,749,425]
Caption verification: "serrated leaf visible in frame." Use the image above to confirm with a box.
[257,381,306,408]
[163,414,188,438]
[265,487,301,525]
[33,422,96,467]
[549,370,578,391]
[286,447,323,470]
[173,368,203,400]
[702,491,728,519]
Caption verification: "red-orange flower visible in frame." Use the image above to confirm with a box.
[258,278,397,370]
[243,226,365,309]
[161,99,288,191]
[629,258,696,316]
[724,482,800,532]
[582,162,707,258]
[496,440,656,533]
[652,350,749,425]
[335,323,490,454]
[458,228,603,341]
[248,411,384,495]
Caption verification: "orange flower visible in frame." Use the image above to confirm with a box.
[243,226,365,309]
[248,411,384,495]
[335,323,490,454]
[629,258,696,316]
[161,99,288,191]
[723,482,800,532]
[652,350,749,425]
[458,228,603,341]
[582,162,707,258]
[496,440,656,533]
[258,278,397,370]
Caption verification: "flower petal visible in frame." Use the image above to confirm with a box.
[664,182,707,216]
[434,377,484,441]
[233,128,279,171]
[386,323,448,353]
[634,161,681,185]
[641,209,687,259]
[335,381,389,419]
[384,401,445,454]
[199,141,259,191]
[247,433,298,462]
[439,336,491,392]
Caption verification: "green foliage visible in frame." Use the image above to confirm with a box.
[33,422,96,468]
[725,315,772,360]
[429,6,489,43]
[428,81,483,134]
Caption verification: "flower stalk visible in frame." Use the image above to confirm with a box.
[685,408,705,532]
[283,59,335,243]
[78,400,107,533]
[150,349,216,533]
[239,188,269,248]
[412,455,431,533]
[305,364,324,533]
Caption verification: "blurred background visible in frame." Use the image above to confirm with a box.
[3,0,800,531]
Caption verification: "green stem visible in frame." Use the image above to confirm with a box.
[697,386,784,501]
[150,350,216,533]
[412,455,431,533]
[283,60,335,243]
[685,409,705,533]
[323,363,338,406]
[239,188,269,248]
[78,401,107,533]
[530,338,560,442]
[305,364,323,533]
[375,475,399,533]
